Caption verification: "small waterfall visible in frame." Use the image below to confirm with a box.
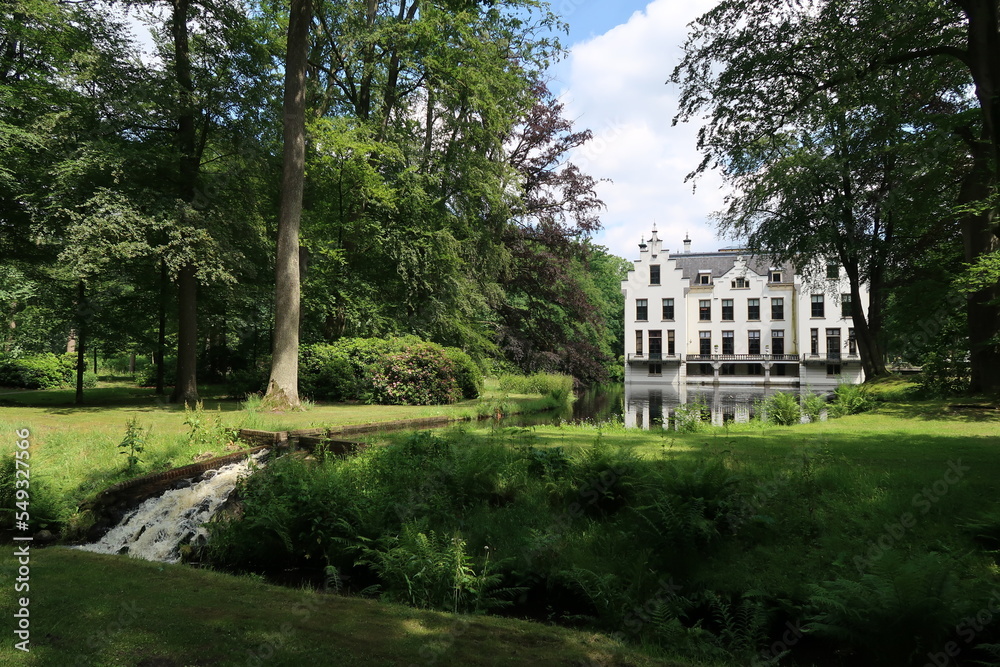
[78,453,264,563]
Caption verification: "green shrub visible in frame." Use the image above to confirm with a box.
[299,344,359,401]
[369,343,462,405]
[137,357,176,388]
[302,338,473,405]
[443,347,483,399]
[758,391,801,426]
[801,390,826,422]
[829,382,876,416]
[0,353,75,389]
[0,455,68,532]
[806,553,968,663]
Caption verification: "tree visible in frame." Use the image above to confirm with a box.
[671,0,998,389]
[263,0,311,410]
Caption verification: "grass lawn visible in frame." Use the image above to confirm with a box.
[0,380,555,519]
[0,548,686,667]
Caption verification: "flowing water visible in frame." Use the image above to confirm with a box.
[77,453,264,563]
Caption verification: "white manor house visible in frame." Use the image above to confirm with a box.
[621,228,868,386]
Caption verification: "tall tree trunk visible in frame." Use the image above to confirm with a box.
[171,264,199,403]
[168,0,201,403]
[66,328,77,355]
[75,281,85,406]
[958,0,1000,392]
[263,0,311,410]
[156,260,167,394]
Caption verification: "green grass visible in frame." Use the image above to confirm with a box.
[0,381,563,529]
[0,548,686,667]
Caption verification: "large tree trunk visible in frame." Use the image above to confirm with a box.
[958,0,1000,392]
[75,281,85,406]
[263,0,311,410]
[171,264,199,404]
[168,0,201,403]
[156,261,167,394]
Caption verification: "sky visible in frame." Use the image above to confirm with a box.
[548,0,727,262]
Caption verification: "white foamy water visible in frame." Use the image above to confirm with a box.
[78,453,265,563]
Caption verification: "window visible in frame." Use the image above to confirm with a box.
[771,330,784,355]
[827,263,839,279]
[748,330,761,355]
[722,299,734,321]
[699,331,712,356]
[747,298,760,320]
[841,293,852,318]
[649,363,662,376]
[747,363,763,375]
[635,331,643,356]
[699,299,711,321]
[636,299,648,321]
[771,297,784,320]
[650,265,660,285]
[732,276,749,289]
[770,271,782,283]
[827,328,841,360]
[827,364,842,376]
[698,272,711,285]
[811,294,824,318]
[667,330,675,355]
[648,330,662,359]
[810,328,819,355]
[849,328,856,355]
[662,298,674,320]
[722,330,735,355]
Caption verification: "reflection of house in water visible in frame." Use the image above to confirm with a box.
[625,384,774,429]
[621,227,868,387]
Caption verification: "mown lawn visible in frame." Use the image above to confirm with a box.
[0,380,553,519]
[0,548,685,667]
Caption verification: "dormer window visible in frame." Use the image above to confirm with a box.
[732,277,749,289]
[770,271,782,283]
[697,271,712,285]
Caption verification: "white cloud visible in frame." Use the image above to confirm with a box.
[555,0,728,261]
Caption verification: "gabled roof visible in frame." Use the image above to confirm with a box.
[669,252,794,281]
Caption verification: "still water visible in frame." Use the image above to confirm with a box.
[511,383,826,429]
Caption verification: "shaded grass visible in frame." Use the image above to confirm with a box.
[0,548,687,667]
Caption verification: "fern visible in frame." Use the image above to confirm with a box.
[806,552,964,663]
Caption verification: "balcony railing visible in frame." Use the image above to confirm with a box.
[803,353,861,363]
[685,354,800,362]
[627,353,683,363]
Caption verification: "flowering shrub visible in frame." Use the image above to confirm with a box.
[300,337,476,405]
[368,343,462,405]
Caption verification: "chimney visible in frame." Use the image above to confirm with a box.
[683,234,691,253]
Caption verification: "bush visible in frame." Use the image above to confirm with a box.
[300,337,475,405]
[830,382,877,416]
[137,357,176,388]
[443,347,482,399]
[299,345,358,401]
[0,353,75,389]
[369,343,462,405]
[759,391,801,426]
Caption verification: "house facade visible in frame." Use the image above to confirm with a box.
[621,228,868,386]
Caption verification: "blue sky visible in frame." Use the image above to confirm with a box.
[548,0,726,262]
